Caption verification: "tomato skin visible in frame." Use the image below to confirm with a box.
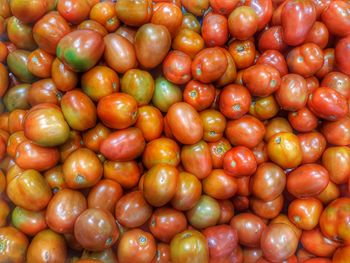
[116,0,153,27]
[301,228,340,258]
[256,50,288,76]
[322,146,350,184]
[77,20,108,36]
[115,190,152,228]
[149,207,187,243]
[228,7,258,41]
[57,0,90,24]
[304,21,329,49]
[166,102,203,145]
[250,195,284,219]
[103,160,140,189]
[163,51,192,85]
[28,79,61,107]
[118,228,156,263]
[333,246,350,263]
[209,0,239,15]
[100,128,145,162]
[218,200,235,224]
[258,26,287,53]
[202,169,238,199]
[225,115,265,149]
[321,116,350,146]
[26,229,67,263]
[219,84,251,120]
[298,132,326,164]
[228,39,256,69]
[243,64,281,97]
[0,63,8,98]
[200,109,226,142]
[288,107,319,133]
[151,2,182,37]
[223,146,257,177]
[281,0,316,46]
[230,213,266,247]
[202,225,238,259]
[0,226,29,263]
[89,1,120,33]
[261,223,298,262]
[183,80,215,111]
[7,169,52,212]
[320,198,350,245]
[170,229,209,263]
[202,12,228,47]
[7,17,37,51]
[321,1,350,37]
[151,243,171,263]
[287,163,330,198]
[308,87,348,121]
[51,58,78,92]
[322,72,350,99]
[46,188,87,234]
[11,207,47,236]
[316,49,335,79]
[44,165,67,193]
[335,35,350,76]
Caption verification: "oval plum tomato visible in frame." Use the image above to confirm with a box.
[267,132,302,169]
[10,0,47,24]
[250,162,286,201]
[202,12,228,47]
[117,228,156,263]
[298,132,327,164]
[265,118,293,142]
[287,163,329,198]
[315,48,335,79]
[202,169,238,199]
[219,84,251,120]
[57,0,90,24]
[7,16,37,50]
[281,0,316,46]
[135,105,163,142]
[89,1,120,32]
[191,47,228,84]
[44,165,67,193]
[27,49,54,78]
[172,29,204,59]
[308,87,348,121]
[260,223,298,262]
[275,74,308,111]
[0,226,29,263]
[103,160,141,189]
[46,188,87,233]
[321,1,350,37]
[82,123,111,153]
[317,181,340,205]
[223,146,257,177]
[28,79,61,106]
[216,48,237,88]
[243,64,281,97]
[288,107,319,133]
[163,50,192,85]
[335,35,350,76]
[320,198,350,244]
[51,57,79,92]
[245,0,273,30]
[149,207,187,243]
[6,50,37,83]
[166,102,203,145]
[115,0,153,27]
[230,213,266,247]
[287,43,324,77]
[151,2,183,37]
[252,141,269,165]
[228,6,258,40]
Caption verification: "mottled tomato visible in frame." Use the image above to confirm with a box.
[26,229,67,263]
[7,50,37,83]
[0,226,29,263]
[89,1,120,32]
[281,0,316,46]
[46,188,87,233]
[301,228,340,258]
[202,169,238,199]
[11,207,46,236]
[258,26,287,53]
[219,84,251,120]
[228,39,256,69]
[104,160,141,189]
[260,223,298,262]
[163,51,192,85]
[180,12,201,33]
[275,74,308,111]
[230,213,266,247]
[298,132,326,164]
[7,169,52,211]
[183,80,215,111]
[170,229,209,263]
[267,132,302,169]
[115,0,152,26]
[152,76,182,113]
[225,115,265,148]
[7,17,37,51]
[51,58,79,92]
[321,1,350,37]
[151,3,182,37]
[288,107,319,133]
[135,23,171,69]
[320,198,350,244]
[228,7,258,40]
[27,49,54,79]
[181,140,212,179]
[322,146,350,184]
[287,163,330,198]
[245,0,273,30]
[149,207,187,243]
[172,29,204,59]
[118,228,156,263]
[287,43,324,77]
[308,87,348,121]
[335,35,350,76]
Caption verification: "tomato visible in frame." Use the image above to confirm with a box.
[265,117,293,141]
[225,115,265,148]
[7,50,37,83]
[183,80,215,111]
[308,87,348,121]
[135,106,163,142]
[118,228,156,263]
[222,146,257,178]
[7,17,37,51]
[26,229,67,263]
[151,3,183,37]
[7,169,52,211]
[44,165,67,193]
[202,169,238,199]
[200,109,226,142]
[6,131,23,157]
[218,200,235,224]
[288,107,318,133]
[46,188,87,233]
[317,181,340,205]
[322,146,350,184]
[57,30,104,72]
[301,228,340,258]
[275,74,308,111]
[243,248,262,263]
[228,39,256,69]
[270,214,302,239]
[287,163,330,198]
[251,194,284,219]
[0,226,29,263]
[27,49,53,79]
[115,26,137,44]
[182,0,209,16]
[10,0,47,24]
[0,200,9,227]
[249,162,285,201]
[149,207,187,243]
[267,132,302,169]
[11,207,46,236]
[51,58,79,92]
[333,246,350,263]
[219,84,251,120]
[321,1,350,37]
[163,51,192,85]
[202,12,228,47]
[103,160,140,189]
[135,23,171,68]
[89,1,120,32]
[335,35,350,76]
[228,7,258,40]
[77,20,108,36]
[0,63,8,98]
[316,48,335,79]
[281,0,316,46]
[152,76,182,112]
[170,229,209,263]
[57,0,90,24]
[28,79,61,106]
[180,13,201,33]
[81,123,110,153]
[230,213,266,247]
[298,132,326,164]
[304,21,329,49]
[260,223,298,262]
[250,95,279,121]
[3,84,31,112]
[216,48,237,87]
[8,109,26,134]
[172,29,204,59]
[258,26,287,53]
[209,0,239,15]
[151,243,171,263]
[245,0,273,30]
[115,0,152,26]
[322,72,350,99]
[256,50,288,76]
[320,198,350,244]
[81,249,118,263]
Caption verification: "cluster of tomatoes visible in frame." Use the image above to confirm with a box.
[0,0,350,262]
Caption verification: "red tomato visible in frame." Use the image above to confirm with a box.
[321,1,350,37]
[202,169,238,199]
[0,226,29,263]
[163,50,192,85]
[228,7,258,40]
[223,146,257,177]
[258,26,288,53]
[335,35,350,76]
[183,80,215,111]
[288,107,319,133]
[202,12,228,47]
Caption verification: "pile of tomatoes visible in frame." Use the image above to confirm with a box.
[0,0,350,262]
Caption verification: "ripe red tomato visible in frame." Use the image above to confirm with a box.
[223,146,257,177]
